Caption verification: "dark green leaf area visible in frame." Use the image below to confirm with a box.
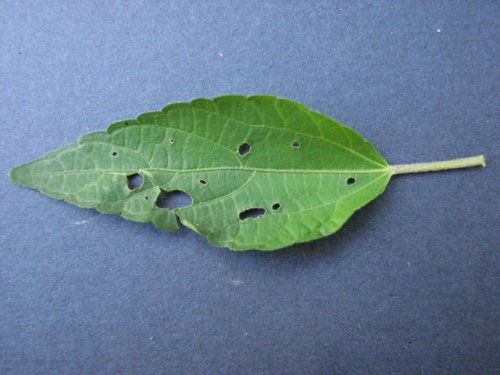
[10,95,390,250]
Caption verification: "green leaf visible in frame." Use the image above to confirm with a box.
[9,95,485,251]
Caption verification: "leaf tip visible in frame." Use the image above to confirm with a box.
[8,163,30,186]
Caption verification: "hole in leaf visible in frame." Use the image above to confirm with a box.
[155,189,192,209]
[127,173,143,190]
[112,151,118,157]
[239,208,265,220]
[144,196,149,200]
[291,140,301,148]
[238,142,251,156]
[272,203,281,211]
[347,177,356,185]
[170,138,176,144]
[199,179,207,185]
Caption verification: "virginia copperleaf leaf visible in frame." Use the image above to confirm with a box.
[9,95,485,250]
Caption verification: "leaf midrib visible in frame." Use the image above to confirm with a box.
[26,166,390,176]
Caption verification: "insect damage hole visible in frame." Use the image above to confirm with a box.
[272,203,281,211]
[112,151,118,157]
[155,189,192,209]
[291,140,301,148]
[238,142,251,156]
[127,173,143,190]
[169,138,176,144]
[199,179,207,185]
[346,177,356,185]
[239,208,265,220]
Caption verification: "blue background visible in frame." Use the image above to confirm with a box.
[1,1,498,374]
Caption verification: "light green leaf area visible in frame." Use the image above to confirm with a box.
[10,95,391,250]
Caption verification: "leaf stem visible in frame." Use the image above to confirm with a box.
[390,155,486,175]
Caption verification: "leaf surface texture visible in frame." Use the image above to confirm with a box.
[10,96,391,250]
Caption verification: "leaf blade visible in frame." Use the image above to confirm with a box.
[10,95,391,250]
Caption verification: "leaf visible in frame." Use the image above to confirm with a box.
[9,95,485,251]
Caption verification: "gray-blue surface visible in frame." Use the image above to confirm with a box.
[1,1,498,374]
